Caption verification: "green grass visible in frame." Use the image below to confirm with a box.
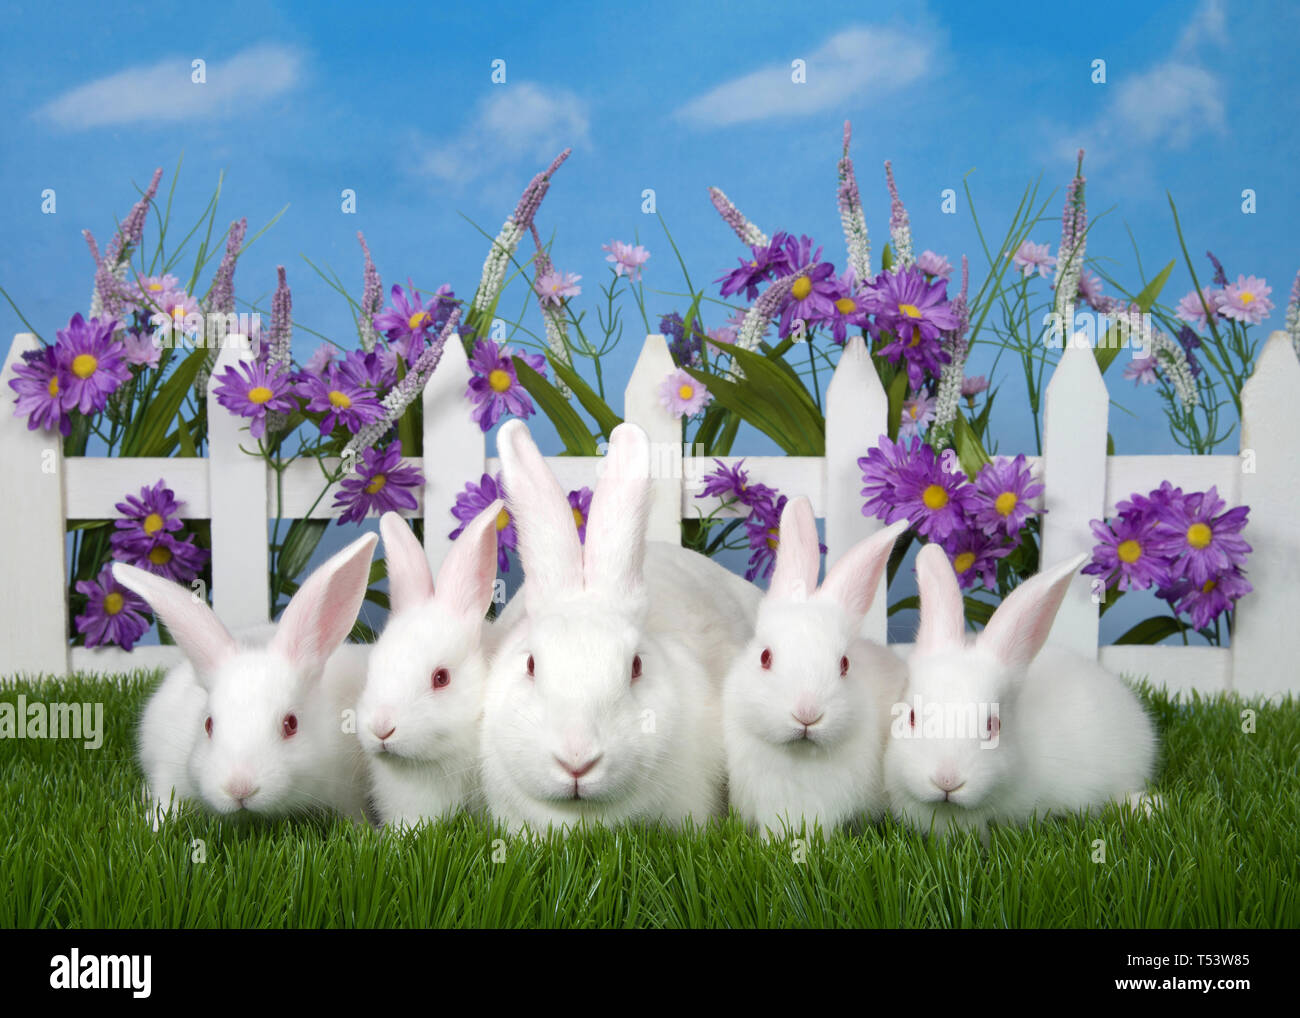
[2,672,1297,928]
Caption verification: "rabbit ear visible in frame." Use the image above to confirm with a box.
[977,553,1087,673]
[818,518,907,622]
[379,512,434,614]
[768,496,819,600]
[583,422,651,594]
[270,533,378,675]
[112,562,237,683]
[497,419,584,610]
[434,499,502,622]
[913,542,967,655]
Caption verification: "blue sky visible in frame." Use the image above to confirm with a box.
[2,0,1296,637]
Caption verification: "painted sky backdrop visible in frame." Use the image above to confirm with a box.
[2,0,1296,636]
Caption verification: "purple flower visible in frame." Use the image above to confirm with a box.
[971,455,1043,538]
[658,368,711,418]
[1123,355,1158,386]
[53,314,129,415]
[75,565,151,650]
[940,528,1011,590]
[1010,240,1056,279]
[717,242,778,302]
[1117,480,1185,520]
[212,359,296,440]
[825,272,872,344]
[659,312,705,365]
[339,347,397,392]
[767,233,823,279]
[696,458,778,510]
[744,494,786,582]
[333,442,422,526]
[450,472,514,572]
[603,241,650,282]
[1077,271,1106,309]
[866,269,958,389]
[303,345,336,378]
[122,332,162,369]
[110,479,180,554]
[1215,275,1273,325]
[859,435,976,540]
[778,262,839,338]
[915,251,953,280]
[1152,486,1251,586]
[568,487,593,543]
[1176,326,1203,378]
[1206,251,1228,287]
[9,344,70,435]
[1176,287,1219,328]
[465,338,542,432]
[373,284,437,362]
[1163,567,1253,630]
[960,374,989,399]
[296,367,384,436]
[899,393,935,440]
[1081,513,1171,593]
[535,269,582,307]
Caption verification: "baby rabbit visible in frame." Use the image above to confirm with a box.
[884,543,1159,839]
[356,503,502,827]
[723,496,908,838]
[480,419,760,835]
[121,533,378,828]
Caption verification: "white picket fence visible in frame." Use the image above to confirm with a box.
[3,329,1298,695]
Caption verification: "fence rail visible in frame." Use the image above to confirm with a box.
[3,328,1297,696]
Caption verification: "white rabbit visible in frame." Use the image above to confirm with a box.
[119,533,378,829]
[480,419,761,835]
[883,543,1159,839]
[356,503,502,827]
[723,496,908,838]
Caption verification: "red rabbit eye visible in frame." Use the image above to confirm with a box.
[432,667,451,689]
[282,714,298,738]
[526,654,535,678]
[204,716,213,738]
[760,648,772,670]
[631,654,643,681]
[987,713,1000,737]
[909,709,916,728]
[840,655,850,677]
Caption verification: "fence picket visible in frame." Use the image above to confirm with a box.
[624,334,682,544]
[419,334,483,576]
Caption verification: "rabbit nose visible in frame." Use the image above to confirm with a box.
[556,753,602,779]
[792,710,824,728]
[223,776,259,803]
[931,771,965,793]
[372,721,396,742]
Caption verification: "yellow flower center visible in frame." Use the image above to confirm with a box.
[677,383,695,401]
[908,334,922,347]
[408,310,428,330]
[247,385,274,405]
[1117,539,1142,564]
[1201,579,1217,593]
[953,552,976,574]
[143,512,165,535]
[148,545,172,566]
[835,296,857,314]
[922,484,949,510]
[328,390,352,410]
[1186,522,1213,549]
[495,507,511,531]
[47,376,59,397]
[147,282,164,292]
[907,404,920,420]
[572,507,585,529]
[791,276,813,300]
[766,527,780,550]
[1239,292,1255,305]
[365,474,388,495]
[994,491,1018,517]
[103,592,124,615]
[898,302,922,319]
[172,305,187,319]
[71,353,98,379]
[488,369,513,393]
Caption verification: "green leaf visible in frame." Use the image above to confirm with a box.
[886,594,919,616]
[276,518,328,585]
[953,412,992,479]
[512,357,599,456]
[705,339,825,453]
[120,347,207,456]
[1133,258,1176,313]
[1115,615,1188,645]
[174,405,198,458]
[886,371,907,441]
[963,596,996,627]
[683,368,800,453]
[547,354,623,440]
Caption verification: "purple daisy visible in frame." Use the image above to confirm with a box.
[1215,275,1273,325]
[604,241,650,282]
[717,242,778,303]
[744,494,787,582]
[121,332,162,369]
[658,368,711,419]
[339,347,398,392]
[449,471,515,572]
[53,314,129,415]
[212,359,296,440]
[1152,486,1251,586]
[1009,240,1056,279]
[75,565,151,650]
[915,251,953,280]
[296,367,384,436]
[465,338,543,432]
[1116,480,1185,520]
[767,233,822,278]
[333,442,423,526]
[373,283,436,362]
[110,479,184,558]
[1081,513,1171,593]
[823,271,872,344]
[1163,566,1253,630]
[535,270,582,308]
[9,344,71,435]
[778,261,839,338]
[1123,355,1158,386]
[568,487,594,543]
[696,458,778,510]
[940,528,1011,590]
[866,269,957,389]
[859,435,976,540]
[971,455,1044,537]
[1176,287,1219,329]
[961,375,990,400]
[899,393,936,440]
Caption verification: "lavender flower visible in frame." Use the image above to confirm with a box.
[53,314,129,415]
[207,218,247,316]
[696,459,778,510]
[332,442,422,526]
[1206,251,1228,287]
[836,121,871,281]
[708,186,768,248]
[604,240,650,281]
[9,345,70,435]
[465,336,542,432]
[357,231,383,352]
[883,160,913,270]
[658,368,711,419]
[75,565,151,650]
[212,358,295,440]
[1053,150,1087,316]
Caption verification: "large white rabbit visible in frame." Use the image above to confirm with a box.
[480,419,760,835]
[356,503,502,827]
[883,543,1159,838]
[120,533,378,828]
[723,496,908,838]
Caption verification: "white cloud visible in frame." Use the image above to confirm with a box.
[37,44,304,129]
[674,26,934,127]
[418,83,591,185]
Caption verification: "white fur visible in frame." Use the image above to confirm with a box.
[884,545,1159,839]
[357,506,501,827]
[479,420,760,835]
[122,534,378,829]
[723,499,907,838]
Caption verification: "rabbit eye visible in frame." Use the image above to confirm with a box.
[908,709,916,729]
[432,667,451,689]
[631,654,643,681]
[204,716,213,738]
[760,648,772,670]
[840,655,850,677]
[525,654,535,678]
[986,713,1000,738]
[282,713,298,738]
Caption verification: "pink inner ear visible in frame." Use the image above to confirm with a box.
[111,562,236,679]
[272,533,377,672]
[380,511,435,614]
[818,519,906,622]
[977,555,1082,672]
